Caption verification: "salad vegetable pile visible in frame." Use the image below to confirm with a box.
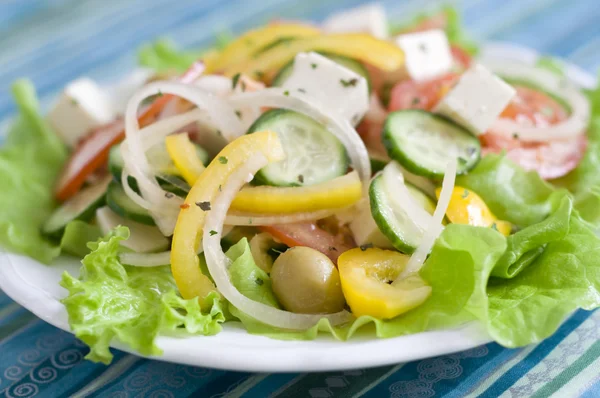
[2,4,600,364]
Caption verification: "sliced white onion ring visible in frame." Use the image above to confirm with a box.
[229,88,371,186]
[485,60,590,142]
[398,159,457,280]
[203,154,353,329]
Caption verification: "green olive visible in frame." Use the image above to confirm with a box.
[271,246,345,314]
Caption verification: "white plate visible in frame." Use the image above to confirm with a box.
[0,43,595,373]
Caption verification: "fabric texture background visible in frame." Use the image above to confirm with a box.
[1,0,600,396]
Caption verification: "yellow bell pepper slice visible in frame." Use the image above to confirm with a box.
[230,171,362,214]
[436,186,512,236]
[224,33,405,79]
[165,133,206,186]
[171,131,285,302]
[206,24,321,73]
[338,248,432,319]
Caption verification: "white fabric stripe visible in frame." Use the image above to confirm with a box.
[223,374,270,398]
[352,364,405,398]
[499,311,600,397]
[70,355,141,398]
[552,355,600,398]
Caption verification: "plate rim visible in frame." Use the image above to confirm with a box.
[0,41,595,373]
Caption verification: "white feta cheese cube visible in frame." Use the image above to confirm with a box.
[434,63,516,135]
[395,29,453,81]
[322,3,388,39]
[48,78,115,147]
[282,52,369,124]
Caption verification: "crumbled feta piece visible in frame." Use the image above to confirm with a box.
[434,64,516,135]
[395,29,453,81]
[48,78,115,147]
[322,3,388,39]
[282,52,369,124]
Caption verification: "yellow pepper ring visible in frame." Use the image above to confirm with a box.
[225,33,405,79]
[165,133,206,186]
[230,171,362,214]
[170,131,285,303]
[206,24,321,73]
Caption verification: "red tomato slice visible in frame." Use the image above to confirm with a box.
[483,85,583,179]
[260,223,355,263]
[388,73,459,112]
[450,45,472,69]
[55,61,205,201]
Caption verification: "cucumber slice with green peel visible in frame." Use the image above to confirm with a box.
[271,52,372,93]
[383,110,480,178]
[247,109,349,187]
[369,172,436,254]
[106,181,155,225]
[156,174,191,198]
[42,176,111,239]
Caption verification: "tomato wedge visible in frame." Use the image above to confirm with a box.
[388,73,459,112]
[260,222,355,263]
[483,85,583,179]
[54,61,206,201]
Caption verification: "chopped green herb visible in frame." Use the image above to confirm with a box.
[513,132,520,140]
[232,73,241,90]
[216,129,222,136]
[297,88,306,93]
[491,223,499,231]
[359,243,373,251]
[283,90,290,96]
[255,70,265,79]
[235,110,242,119]
[311,63,318,69]
[329,246,338,252]
[218,184,222,192]
[70,98,79,106]
[297,174,304,183]
[241,81,247,92]
[255,278,264,286]
[209,230,218,236]
[164,192,174,199]
[411,97,421,105]
[218,156,228,164]
[195,201,211,211]
[340,78,358,88]
[248,218,253,225]
[157,90,163,97]
[461,189,469,199]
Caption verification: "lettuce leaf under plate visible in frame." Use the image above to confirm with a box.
[61,226,226,364]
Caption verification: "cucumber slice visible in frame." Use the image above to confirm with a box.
[96,207,169,253]
[383,110,480,178]
[106,180,155,225]
[156,174,190,198]
[369,174,436,254]
[271,53,372,93]
[248,109,348,187]
[109,141,210,181]
[42,176,111,239]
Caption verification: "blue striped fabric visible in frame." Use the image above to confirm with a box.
[1,0,600,397]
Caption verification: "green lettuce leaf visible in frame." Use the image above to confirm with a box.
[0,79,67,263]
[491,195,572,278]
[138,38,204,73]
[61,226,226,364]
[456,154,564,226]
[486,213,600,346]
[536,56,565,77]
[59,220,102,258]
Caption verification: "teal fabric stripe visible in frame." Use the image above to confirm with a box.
[190,371,252,397]
[478,310,593,398]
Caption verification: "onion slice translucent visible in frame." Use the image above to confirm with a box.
[485,60,590,142]
[398,159,457,280]
[229,88,371,186]
[203,154,353,329]
[383,162,432,229]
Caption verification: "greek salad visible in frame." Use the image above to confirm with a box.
[2,4,600,364]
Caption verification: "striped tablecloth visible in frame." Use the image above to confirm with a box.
[1,0,600,396]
